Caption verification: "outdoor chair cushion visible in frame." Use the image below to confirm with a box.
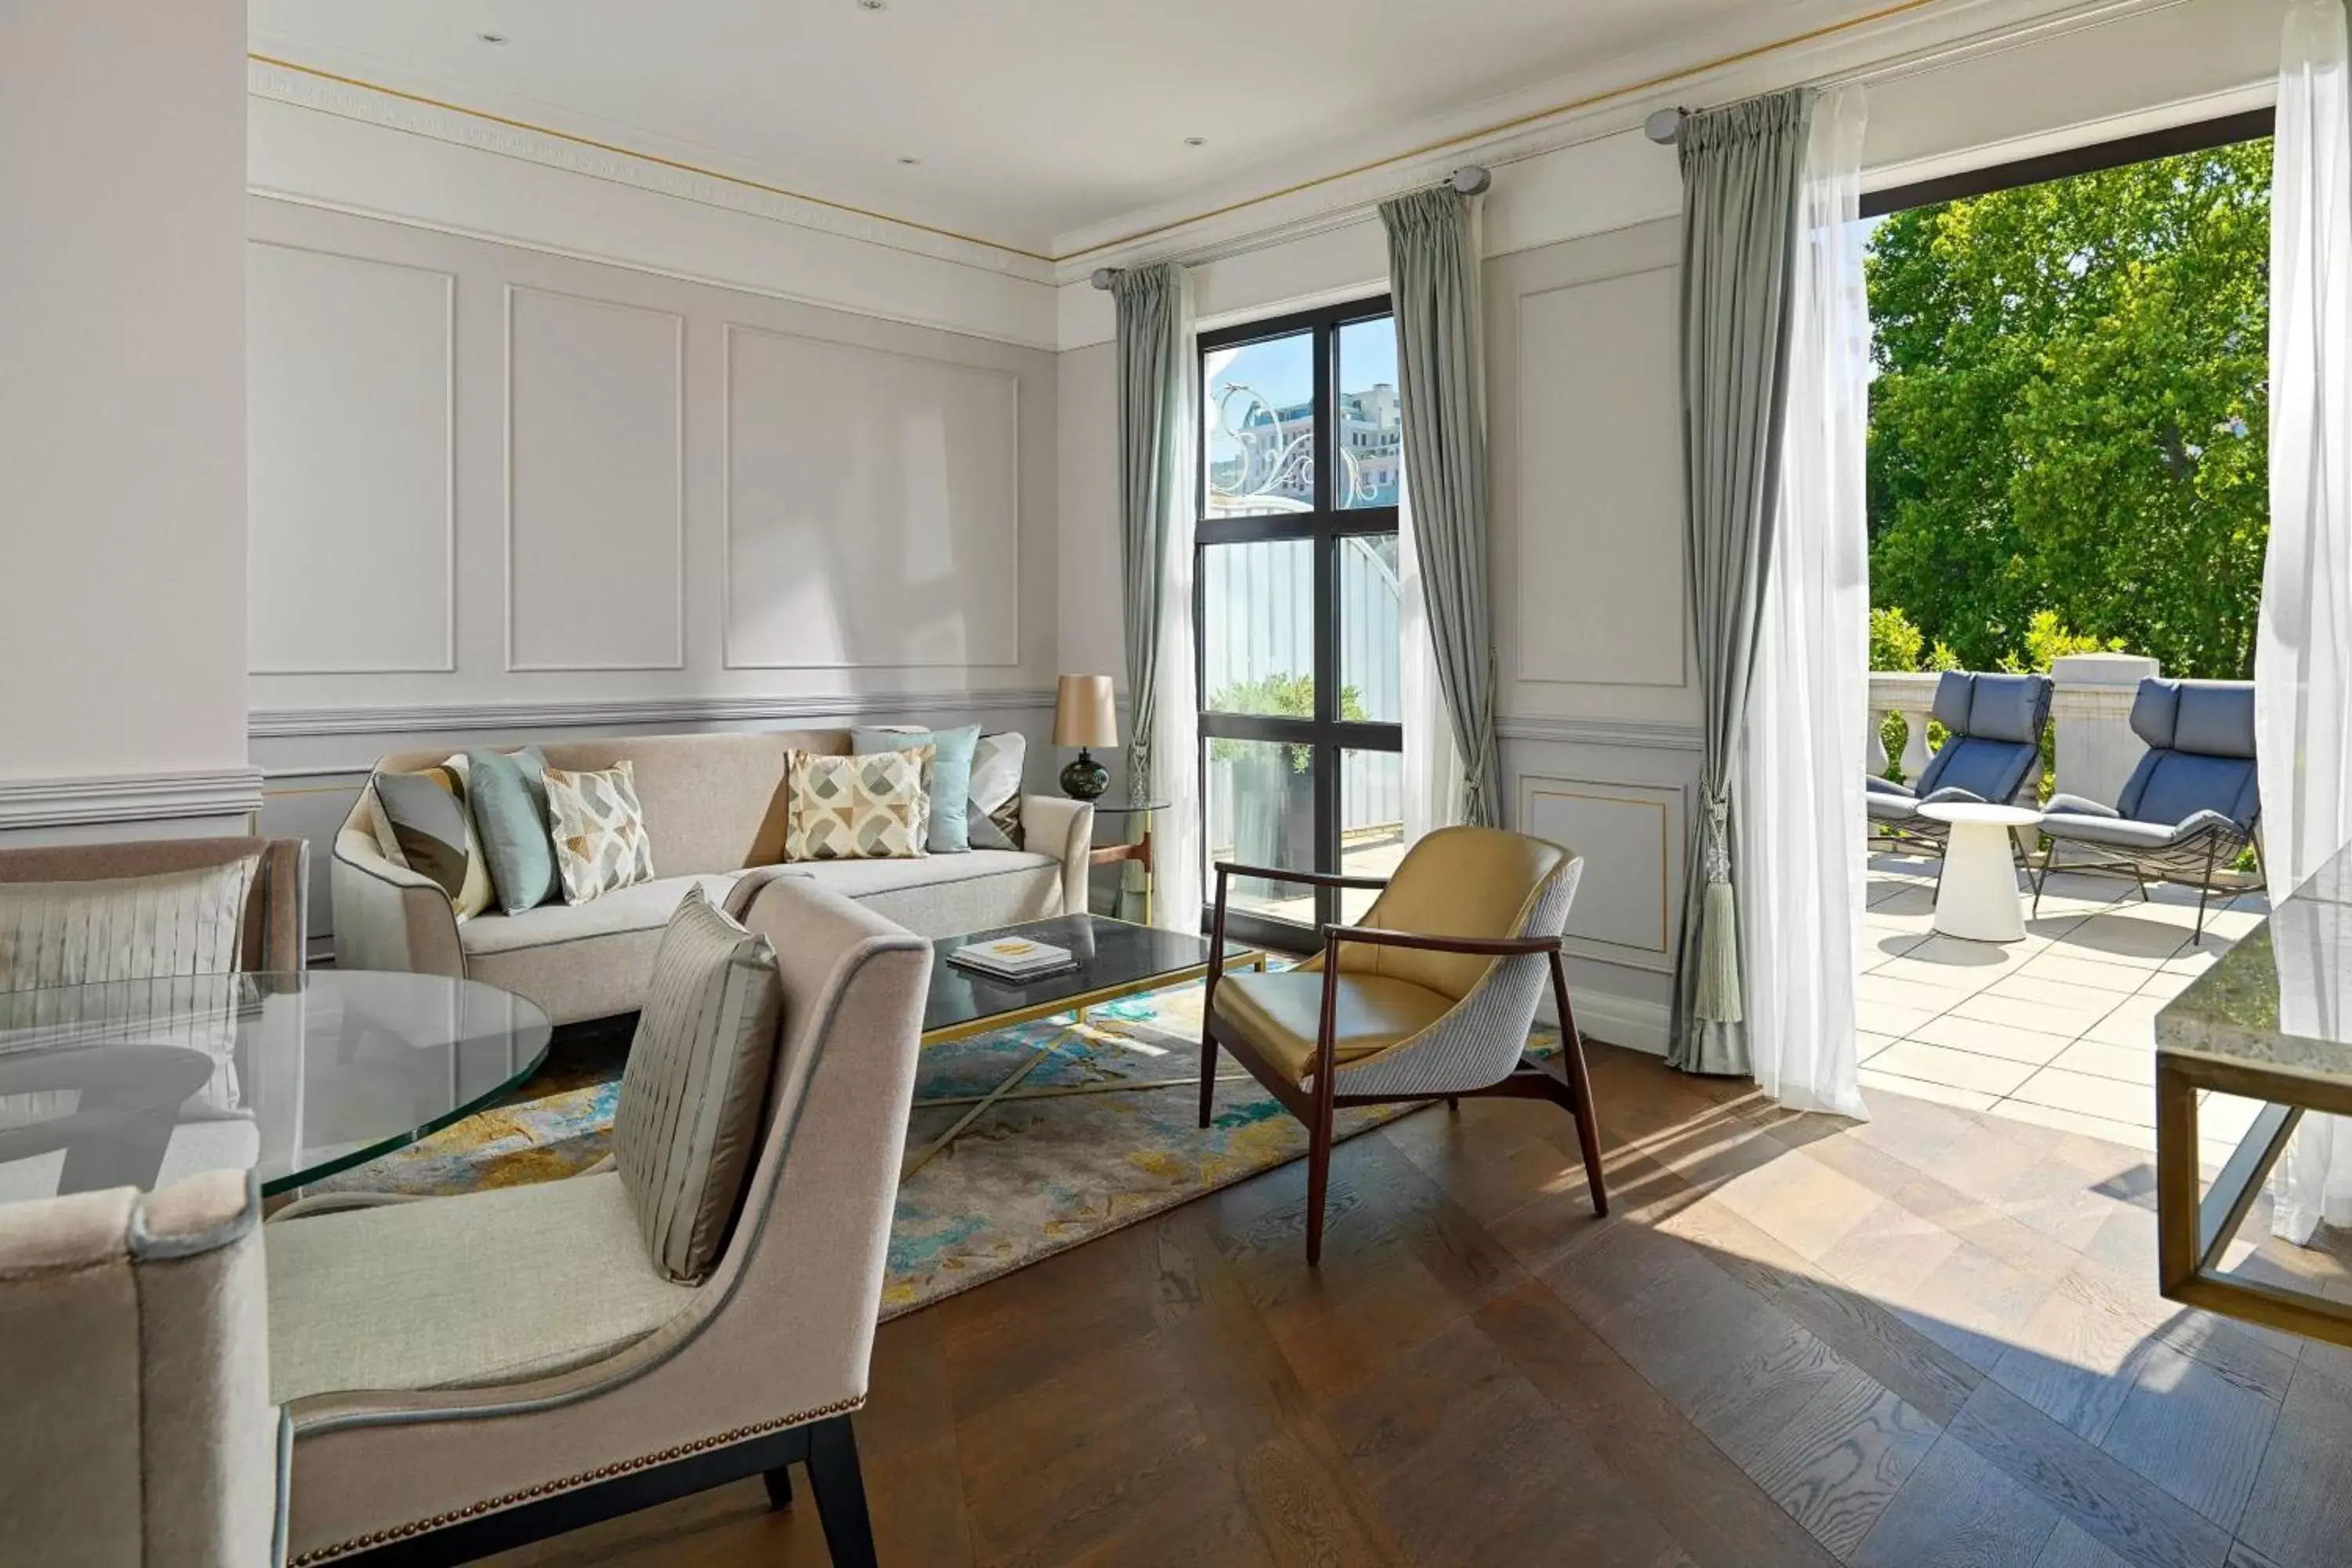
[2107,678,2260,831]
[1911,671,2052,805]
[2043,806,2245,852]
[1210,971,1453,1086]
[1865,775,1914,800]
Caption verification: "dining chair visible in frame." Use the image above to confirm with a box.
[1199,825,1607,1265]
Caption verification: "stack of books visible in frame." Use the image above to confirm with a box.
[947,935,1078,983]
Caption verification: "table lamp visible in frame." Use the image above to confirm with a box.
[1052,674,1117,800]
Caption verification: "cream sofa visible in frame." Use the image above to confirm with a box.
[331,729,1090,1025]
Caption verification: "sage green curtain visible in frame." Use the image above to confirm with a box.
[1668,89,1814,1077]
[1381,187,1500,827]
[1112,264,1188,916]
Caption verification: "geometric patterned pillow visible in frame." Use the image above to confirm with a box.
[966,731,1026,850]
[782,747,931,862]
[543,760,659,905]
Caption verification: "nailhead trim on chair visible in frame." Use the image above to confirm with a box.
[291,1394,867,1565]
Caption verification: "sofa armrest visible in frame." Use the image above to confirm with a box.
[1021,795,1094,917]
[255,837,310,973]
[330,829,463,981]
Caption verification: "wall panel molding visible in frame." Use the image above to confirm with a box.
[0,768,267,831]
[249,688,1057,741]
[247,241,456,675]
[723,325,1022,671]
[1497,714,1703,751]
[504,285,687,673]
[1518,771,1686,976]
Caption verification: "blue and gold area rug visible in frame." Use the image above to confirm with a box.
[313,978,1559,1319]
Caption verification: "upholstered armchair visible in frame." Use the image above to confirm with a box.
[0,835,310,982]
[0,1168,285,1566]
[2035,677,2260,942]
[1200,826,1608,1265]
[261,876,929,1566]
[1865,670,2052,863]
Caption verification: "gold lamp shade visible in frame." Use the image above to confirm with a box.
[1051,674,1117,800]
[1051,675,1118,749]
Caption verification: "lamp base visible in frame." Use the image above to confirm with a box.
[1060,750,1110,801]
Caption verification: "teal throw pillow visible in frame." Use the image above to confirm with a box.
[851,725,979,853]
[465,745,557,913]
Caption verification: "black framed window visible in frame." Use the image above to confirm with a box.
[1196,297,1404,949]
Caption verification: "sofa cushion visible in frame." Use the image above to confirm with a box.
[784,749,932,862]
[855,725,980,853]
[373,768,493,918]
[0,858,256,993]
[546,761,659,904]
[267,1171,699,1405]
[615,887,782,1283]
[967,732,1028,849]
[463,745,557,915]
[457,873,745,957]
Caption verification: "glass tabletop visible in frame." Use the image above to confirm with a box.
[923,914,1251,1040]
[0,971,551,1201]
[1088,800,1171,816]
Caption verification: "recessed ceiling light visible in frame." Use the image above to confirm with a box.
[1183,136,1207,147]
[477,32,508,44]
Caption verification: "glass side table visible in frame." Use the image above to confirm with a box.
[1087,800,1171,927]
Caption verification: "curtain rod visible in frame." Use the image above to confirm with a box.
[1089,165,1491,289]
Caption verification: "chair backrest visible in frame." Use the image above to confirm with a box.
[0,1170,283,1566]
[1915,671,2052,804]
[2117,677,2259,829]
[0,837,307,976]
[1339,826,1576,1000]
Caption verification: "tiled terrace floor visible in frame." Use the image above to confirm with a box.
[1860,851,2270,1171]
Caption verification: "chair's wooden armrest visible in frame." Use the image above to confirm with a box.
[1212,862,1391,892]
[1322,924,1563,957]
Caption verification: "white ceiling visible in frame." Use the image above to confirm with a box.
[252,0,1896,259]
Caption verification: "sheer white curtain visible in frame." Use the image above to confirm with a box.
[1148,274,1205,931]
[1734,85,1871,1118]
[1398,477,1465,844]
[2266,0,2352,1243]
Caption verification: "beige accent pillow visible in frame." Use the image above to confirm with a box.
[782,747,932,862]
[0,857,257,993]
[368,760,495,921]
[543,760,659,906]
[612,886,782,1283]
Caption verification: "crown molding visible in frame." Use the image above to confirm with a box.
[247,688,1058,741]
[1044,0,2161,281]
[0,768,267,831]
[246,56,1056,285]
[1498,715,1706,752]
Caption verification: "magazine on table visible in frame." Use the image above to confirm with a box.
[947,935,1079,982]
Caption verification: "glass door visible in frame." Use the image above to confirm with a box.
[1196,299,1403,949]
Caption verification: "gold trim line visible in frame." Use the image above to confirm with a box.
[257,0,1937,270]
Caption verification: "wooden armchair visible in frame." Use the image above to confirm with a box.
[1200,825,1607,1264]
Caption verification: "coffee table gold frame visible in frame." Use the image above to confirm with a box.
[901,947,1266,1181]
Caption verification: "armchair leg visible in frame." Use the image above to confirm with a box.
[1548,952,1609,1218]
[763,1463,793,1511]
[806,1416,879,1568]
[1198,1026,1220,1129]
[1305,1098,1334,1267]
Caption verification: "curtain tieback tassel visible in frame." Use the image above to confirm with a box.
[1695,792,1744,1024]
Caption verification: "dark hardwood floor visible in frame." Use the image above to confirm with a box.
[486,1044,2352,1568]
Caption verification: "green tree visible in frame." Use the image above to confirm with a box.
[1867,140,2271,677]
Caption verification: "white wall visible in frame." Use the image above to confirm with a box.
[0,1,258,841]
[1051,0,2279,1049]
[247,198,1063,946]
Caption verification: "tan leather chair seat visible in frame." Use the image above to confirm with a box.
[1209,970,1451,1085]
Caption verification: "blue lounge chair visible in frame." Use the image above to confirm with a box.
[2032,677,2259,943]
[1866,671,2053,868]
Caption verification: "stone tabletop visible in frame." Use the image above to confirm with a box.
[2158,843,2352,1080]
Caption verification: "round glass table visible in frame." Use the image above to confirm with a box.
[0,971,551,1200]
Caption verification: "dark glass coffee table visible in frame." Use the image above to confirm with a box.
[0,971,551,1200]
[907,914,1262,1178]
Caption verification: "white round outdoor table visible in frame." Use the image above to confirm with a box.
[1918,802,2042,943]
